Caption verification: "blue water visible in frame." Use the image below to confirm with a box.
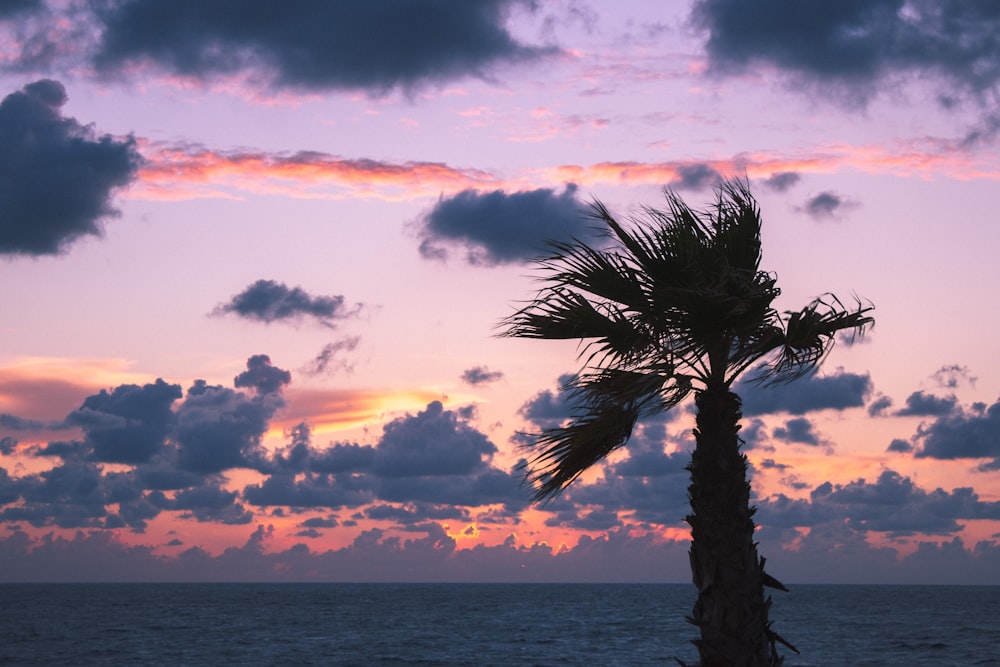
[1,583,997,666]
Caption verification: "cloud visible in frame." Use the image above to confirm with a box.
[668,162,722,191]
[887,438,913,453]
[692,0,1000,105]
[912,399,1000,469]
[234,354,292,395]
[153,482,253,525]
[760,171,801,192]
[772,417,826,447]
[135,143,501,201]
[799,191,857,220]
[895,391,958,417]
[759,469,1000,537]
[0,79,141,256]
[301,337,361,378]
[174,379,283,474]
[91,0,555,94]
[931,364,977,389]
[64,379,182,464]
[245,402,526,515]
[0,0,40,19]
[461,366,504,386]
[417,184,596,266]
[736,370,872,416]
[214,279,362,327]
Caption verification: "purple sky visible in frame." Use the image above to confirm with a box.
[1,0,999,583]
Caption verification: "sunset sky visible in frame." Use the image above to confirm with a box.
[2,0,1000,584]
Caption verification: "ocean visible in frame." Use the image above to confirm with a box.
[1,583,997,666]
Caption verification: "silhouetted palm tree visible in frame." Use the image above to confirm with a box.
[502,180,873,666]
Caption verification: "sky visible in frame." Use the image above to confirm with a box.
[1,0,1000,584]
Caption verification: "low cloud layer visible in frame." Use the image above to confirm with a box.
[0,80,140,256]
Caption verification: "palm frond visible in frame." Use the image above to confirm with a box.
[757,294,874,385]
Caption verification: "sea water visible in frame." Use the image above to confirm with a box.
[1,583,997,666]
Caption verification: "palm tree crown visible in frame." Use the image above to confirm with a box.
[502,180,873,499]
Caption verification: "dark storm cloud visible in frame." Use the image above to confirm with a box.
[65,379,182,464]
[461,366,505,386]
[895,391,958,417]
[760,171,800,192]
[234,354,292,395]
[692,0,1000,103]
[668,163,721,191]
[214,280,362,327]
[417,185,596,266]
[0,79,141,256]
[91,0,554,93]
[736,370,872,416]
[759,469,1000,536]
[912,399,1000,469]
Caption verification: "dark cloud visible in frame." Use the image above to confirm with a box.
[668,163,722,191]
[91,0,554,94]
[174,379,282,474]
[155,483,253,525]
[417,185,597,266]
[799,191,857,220]
[913,399,1000,469]
[303,337,361,377]
[65,379,182,464]
[0,460,157,531]
[246,403,526,515]
[234,354,292,395]
[461,366,504,386]
[736,370,872,416]
[760,171,800,192]
[300,516,338,529]
[373,401,496,478]
[868,394,893,417]
[0,0,40,19]
[896,391,958,417]
[887,438,913,453]
[759,469,1000,537]
[214,279,362,327]
[772,417,825,446]
[0,436,16,455]
[0,79,141,256]
[693,0,1000,104]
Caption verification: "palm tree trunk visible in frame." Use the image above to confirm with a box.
[685,387,785,666]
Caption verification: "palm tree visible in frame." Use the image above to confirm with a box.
[501,180,873,666]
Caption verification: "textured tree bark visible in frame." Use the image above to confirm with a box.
[685,388,785,666]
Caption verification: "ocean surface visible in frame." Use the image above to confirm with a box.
[1,583,997,666]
